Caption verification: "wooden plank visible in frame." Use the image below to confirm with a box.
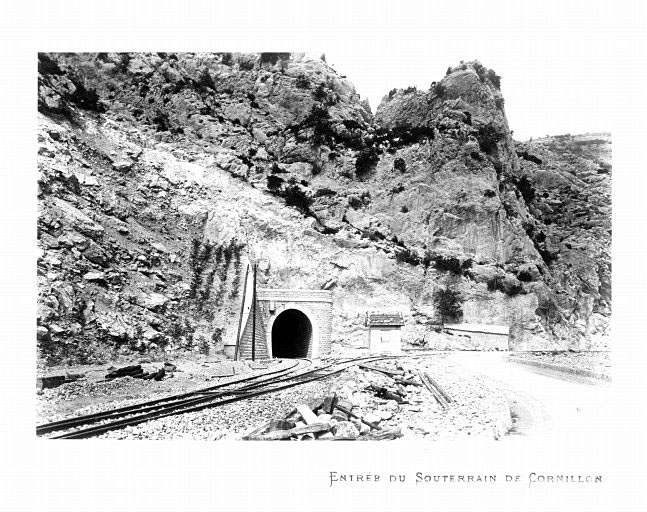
[322,395,337,414]
[296,404,319,425]
[290,422,331,435]
[395,377,422,387]
[425,374,454,403]
[283,398,324,420]
[267,419,295,432]
[113,365,142,376]
[242,421,271,440]
[423,372,450,406]
[282,407,298,421]
[331,397,350,421]
[334,405,381,431]
[418,371,449,409]
[359,365,403,378]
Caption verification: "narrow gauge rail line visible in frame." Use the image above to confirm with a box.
[36,359,307,436]
[45,355,397,440]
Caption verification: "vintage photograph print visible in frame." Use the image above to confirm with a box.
[36,52,610,442]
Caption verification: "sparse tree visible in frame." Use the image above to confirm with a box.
[432,283,463,325]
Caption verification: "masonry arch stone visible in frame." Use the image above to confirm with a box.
[236,289,332,360]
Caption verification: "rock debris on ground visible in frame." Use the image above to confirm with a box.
[37,353,511,441]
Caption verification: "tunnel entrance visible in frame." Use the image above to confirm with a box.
[271,309,312,358]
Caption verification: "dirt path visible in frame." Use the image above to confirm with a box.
[448,352,612,440]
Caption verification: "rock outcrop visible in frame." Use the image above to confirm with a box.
[36,53,611,364]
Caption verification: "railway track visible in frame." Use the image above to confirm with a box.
[36,358,306,437]
[37,355,401,439]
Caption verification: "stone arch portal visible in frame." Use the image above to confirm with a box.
[271,308,312,358]
[235,289,332,360]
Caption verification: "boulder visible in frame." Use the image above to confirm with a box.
[362,412,382,425]
[142,326,161,342]
[376,410,393,421]
[143,293,168,312]
[151,242,168,253]
[37,303,56,325]
[83,271,106,282]
[332,421,359,439]
[82,241,109,267]
[49,324,65,335]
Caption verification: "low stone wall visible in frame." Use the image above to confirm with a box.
[423,326,509,351]
[507,356,611,381]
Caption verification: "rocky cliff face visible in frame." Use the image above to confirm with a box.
[512,133,611,348]
[36,53,611,365]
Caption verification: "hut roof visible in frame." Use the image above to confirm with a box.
[366,312,405,327]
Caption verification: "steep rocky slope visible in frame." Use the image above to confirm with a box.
[513,133,611,347]
[36,53,610,365]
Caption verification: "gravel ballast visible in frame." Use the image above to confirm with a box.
[37,353,513,441]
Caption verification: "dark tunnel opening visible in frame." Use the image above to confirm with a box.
[271,309,312,358]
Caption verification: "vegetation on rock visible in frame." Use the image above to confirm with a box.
[36,52,611,364]
[432,284,463,324]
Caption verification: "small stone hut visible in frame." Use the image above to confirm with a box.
[365,312,404,353]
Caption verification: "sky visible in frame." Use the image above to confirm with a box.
[15,0,643,140]
[316,2,641,140]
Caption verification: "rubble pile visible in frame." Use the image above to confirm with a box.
[244,361,456,441]
[244,394,403,441]
[37,356,513,441]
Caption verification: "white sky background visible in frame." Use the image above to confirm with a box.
[17,0,643,140]
[319,1,636,140]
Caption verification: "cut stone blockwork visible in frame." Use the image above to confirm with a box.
[237,289,333,360]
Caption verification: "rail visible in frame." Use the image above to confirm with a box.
[38,355,404,439]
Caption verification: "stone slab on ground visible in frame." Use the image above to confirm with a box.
[247,362,269,370]
[209,364,236,377]
[230,361,253,375]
